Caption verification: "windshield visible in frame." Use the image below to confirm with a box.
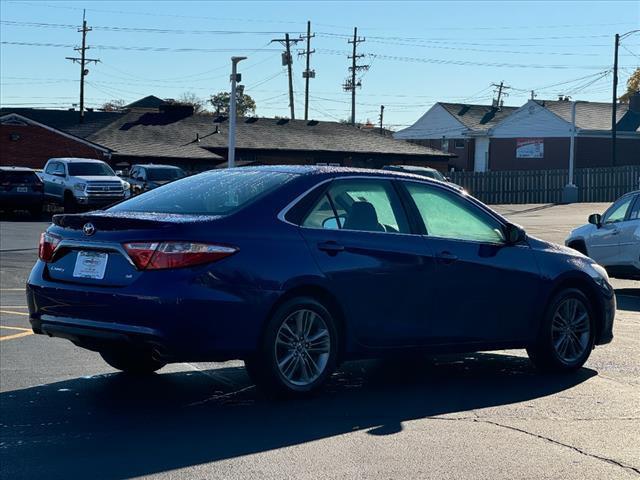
[147,168,185,181]
[109,169,297,215]
[68,162,115,177]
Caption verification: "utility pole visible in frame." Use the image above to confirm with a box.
[378,105,384,134]
[530,90,536,100]
[299,21,315,121]
[491,81,510,108]
[612,33,619,167]
[228,56,247,168]
[343,27,368,125]
[65,10,99,123]
[271,34,301,119]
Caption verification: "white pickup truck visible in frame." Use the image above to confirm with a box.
[41,157,130,212]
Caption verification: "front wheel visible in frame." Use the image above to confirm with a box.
[527,288,595,372]
[100,348,166,374]
[245,297,339,397]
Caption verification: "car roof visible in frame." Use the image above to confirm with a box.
[233,165,454,188]
[133,164,183,169]
[384,165,439,173]
[47,158,107,164]
[0,166,35,172]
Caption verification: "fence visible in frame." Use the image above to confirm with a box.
[449,165,640,204]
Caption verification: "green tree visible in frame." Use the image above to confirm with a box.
[620,67,640,103]
[209,91,256,116]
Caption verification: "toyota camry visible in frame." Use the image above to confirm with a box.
[27,166,615,396]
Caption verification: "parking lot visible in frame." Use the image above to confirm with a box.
[0,203,638,480]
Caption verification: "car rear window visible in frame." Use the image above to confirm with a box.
[109,169,297,216]
[68,162,115,176]
[0,171,40,184]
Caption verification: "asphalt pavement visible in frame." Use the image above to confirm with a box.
[0,205,638,480]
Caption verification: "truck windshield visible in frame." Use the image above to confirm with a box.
[147,168,185,181]
[68,163,115,177]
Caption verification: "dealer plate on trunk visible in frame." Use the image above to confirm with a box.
[16,187,28,192]
[73,251,108,279]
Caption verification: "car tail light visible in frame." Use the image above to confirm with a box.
[123,242,238,270]
[32,181,44,192]
[39,232,61,262]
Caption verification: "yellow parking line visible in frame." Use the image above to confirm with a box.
[1,325,31,331]
[0,331,33,341]
[0,310,29,316]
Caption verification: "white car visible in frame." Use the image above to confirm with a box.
[565,190,640,279]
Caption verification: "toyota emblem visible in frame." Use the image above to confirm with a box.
[83,223,96,236]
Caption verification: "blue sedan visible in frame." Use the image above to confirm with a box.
[27,166,615,396]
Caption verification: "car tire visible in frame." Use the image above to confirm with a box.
[245,296,339,397]
[527,288,595,372]
[100,348,166,374]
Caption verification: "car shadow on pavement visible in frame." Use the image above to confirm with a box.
[616,288,640,312]
[0,352,596,480]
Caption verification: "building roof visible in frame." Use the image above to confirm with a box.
[124,95,166,110]
[87,111,453,159]
[535,100,639,132]
[439,102,519,131]
[0,108,126,138]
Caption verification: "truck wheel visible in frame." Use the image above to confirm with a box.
[63,192,78,213]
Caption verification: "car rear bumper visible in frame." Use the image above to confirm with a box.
[0,193,43,207]
[26,261,280,361]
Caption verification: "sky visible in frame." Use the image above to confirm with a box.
[1,0,639,129]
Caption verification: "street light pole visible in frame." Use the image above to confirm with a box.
[228,56,247,169]
[562,100,580,203]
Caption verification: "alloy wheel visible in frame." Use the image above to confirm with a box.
[275,309,331,386]
[551,297,591,364]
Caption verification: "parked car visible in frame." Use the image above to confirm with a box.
[565,190,639,280]
[125,164,186,195]
[40,158,131,212]
[27,166,615,396]
[0,166,44,217]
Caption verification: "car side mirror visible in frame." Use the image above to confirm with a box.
[588,213,602,227]
[504,223,526,245]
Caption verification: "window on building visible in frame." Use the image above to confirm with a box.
[441,139,450,151]
[454,139,465,149]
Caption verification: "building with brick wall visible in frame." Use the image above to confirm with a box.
[394,95,640,172]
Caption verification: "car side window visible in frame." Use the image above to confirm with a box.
[405,182,505,243]
[628,195,640,221]
[130,167,138,178]
[602,196,633,224]
[46,162,64,175]
[44,163,55,174]
[302,179,410,234]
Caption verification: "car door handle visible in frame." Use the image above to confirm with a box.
[318,241,345,255]
[436,251,458,264]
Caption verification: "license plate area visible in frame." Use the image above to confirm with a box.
[17,186,28,192]
[73,251,108,280]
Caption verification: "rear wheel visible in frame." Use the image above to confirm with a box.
[100,348,166,374]
[527,288,595,372]
[245,297,338,397]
